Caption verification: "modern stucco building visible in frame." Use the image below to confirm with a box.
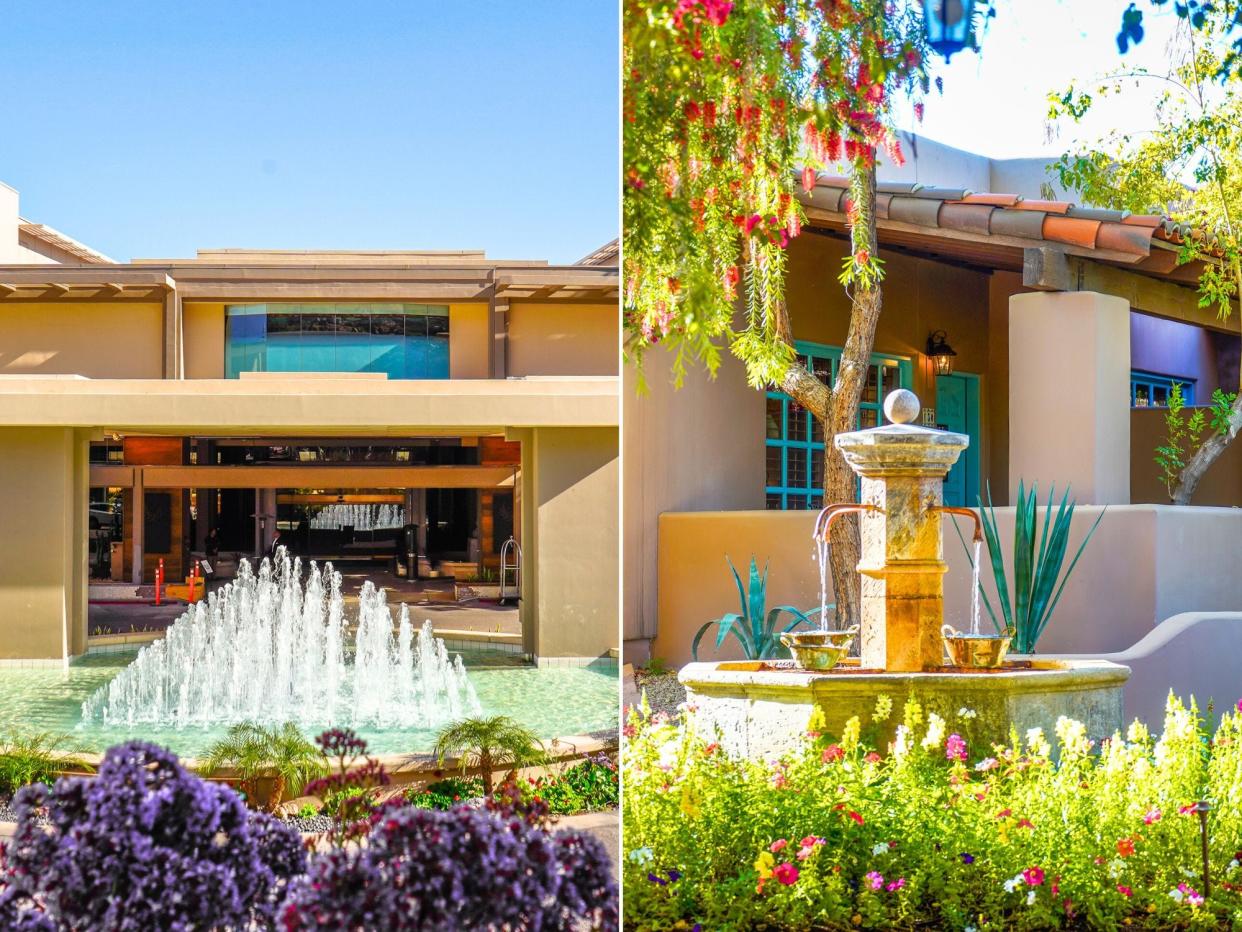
[625,135,1242,711]
[0,179,619,666]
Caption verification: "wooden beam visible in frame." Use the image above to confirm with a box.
[163,291,182,379]
[108,464,517,490]
[487,286,509,379]
[0,283,14,296]
[1023,247,1241,334]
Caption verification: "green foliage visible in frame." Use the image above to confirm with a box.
[201,722,327,812]
[0,731,93,797]
[525,755,620,815]
[690,556,821,661]
[623,692,1242,929]
[641,655,670,677]
[433,715,545,796]
[1154,383,1238,497]
[296,802,319,819]
[960,482,1103,654]
[406,776,484,811]
[320,784,368,817]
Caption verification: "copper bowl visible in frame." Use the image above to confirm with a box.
[780,626,858,671]
[942,624,1011,669]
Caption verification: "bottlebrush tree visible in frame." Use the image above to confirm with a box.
[625,0,949,625]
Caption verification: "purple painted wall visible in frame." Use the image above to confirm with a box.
[1129,311,1238,399]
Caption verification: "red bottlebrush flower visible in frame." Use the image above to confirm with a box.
[854,248,870,266]
[667,277,681,295]
[724,266,740,288]
[703,100,717,127]
[913,102,925,123]
[801,166,817,193]
[684,101,701,122]
[822,744,844,763]
[704,742,719,756]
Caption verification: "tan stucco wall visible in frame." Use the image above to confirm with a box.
[0,303,164,379]
[184,302,225,379]
[0,427,88,660]
[449,304,489,379]
[508,303,618,377]
[520,426,619,659]
[622,347,764,659]
[650,505,1242,668]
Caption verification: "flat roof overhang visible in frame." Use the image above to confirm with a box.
[0,376,618,433]
[0,263,619,304]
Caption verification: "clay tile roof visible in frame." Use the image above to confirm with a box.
[793,168,1228,262]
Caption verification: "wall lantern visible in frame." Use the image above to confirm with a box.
[926,330,957,376]
[922,0,975,61]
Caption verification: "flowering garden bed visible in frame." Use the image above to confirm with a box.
[623,695,1242,930]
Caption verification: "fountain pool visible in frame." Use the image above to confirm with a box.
[0,551,616,758]
[0,652,616,758]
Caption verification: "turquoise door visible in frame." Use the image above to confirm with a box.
[935,373,980,507]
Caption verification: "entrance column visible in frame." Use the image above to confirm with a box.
[0,427,89,660]
[1009,291,1131,504]
[131,468,145,585]
[520,426,618,662]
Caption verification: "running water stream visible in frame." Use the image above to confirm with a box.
[970,538,983,636]
[81,547,481,729]
[814,533,831,632]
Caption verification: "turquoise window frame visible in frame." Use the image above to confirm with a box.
[765,343,912,510]
[1130,370,1194,408]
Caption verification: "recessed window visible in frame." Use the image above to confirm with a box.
[1131,371,1194,408]
[224,304,450,379]
[765,344,909,510]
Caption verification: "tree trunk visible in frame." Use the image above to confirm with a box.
[266,774,286,813]
[826,160,884,629]
[480,751,494,797]
[1171,393,1242,504]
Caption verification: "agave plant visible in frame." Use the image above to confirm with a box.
[202,722,327,812]
[691,556,822,661]
[954,481,1104,654]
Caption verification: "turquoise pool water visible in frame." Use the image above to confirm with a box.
[0,651,618,758]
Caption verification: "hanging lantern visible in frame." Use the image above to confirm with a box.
[926,330,957,376]
[922,0,975,61]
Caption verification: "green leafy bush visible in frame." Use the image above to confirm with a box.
[623,695,1242,930]
[407,776,484,810]
[527,754,619,815]
[691,556,823,660]
[0,731,93,797]
[201,722,327,812]
[434,715,545,796]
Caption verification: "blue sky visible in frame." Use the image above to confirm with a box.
[897,0,1182,159]
[0,1,617,264]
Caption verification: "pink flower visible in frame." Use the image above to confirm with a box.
[945,734,967,762]
[865,871,884,890]
[1237,698,1242,713]
[1177,882,1204,906]
[743,214,763,235]
[1023,867,1045,886]
[773,862,799,886]
[1179,804,1196,816]
[822,744,844,763]
[1144,808,1161,824]
[795,836,824,860]
[886,877,906,892]
[769,839,787,853]
[1117,884,1133,898]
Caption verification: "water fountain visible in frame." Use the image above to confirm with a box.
[82,548,481,730]
[680,390,1129,757]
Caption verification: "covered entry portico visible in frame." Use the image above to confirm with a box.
[0,375,618,664]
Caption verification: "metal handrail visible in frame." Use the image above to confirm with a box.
[499,536,522,604]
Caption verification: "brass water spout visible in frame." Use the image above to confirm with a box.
[930,505,984,543]
[812,503,882,542]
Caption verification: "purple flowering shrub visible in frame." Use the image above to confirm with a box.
[0,741,306,930]
[304,727,392,847]
[281,803,618,931]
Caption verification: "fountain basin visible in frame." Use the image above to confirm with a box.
[680,657,1130,759]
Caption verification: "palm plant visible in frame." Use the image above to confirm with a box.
[954,481,1104,654]
[0,731,93,797]
[691,556,822,661]
[433,716,545,796]
[201,722,327,812]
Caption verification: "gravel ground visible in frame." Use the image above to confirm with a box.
[633,671,686,718]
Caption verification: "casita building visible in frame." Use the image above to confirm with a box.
[0,179,619,667]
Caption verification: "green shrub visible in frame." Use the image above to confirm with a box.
[0,731,93,797]
[407,776,484,810]
[434,716,545,796]
[530,754,619,814]
[623,694,1242,929]
[201,722,327,812]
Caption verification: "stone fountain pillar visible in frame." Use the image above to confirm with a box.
[835,390,967,672]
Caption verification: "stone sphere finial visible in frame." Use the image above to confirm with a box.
[883,388,920,425]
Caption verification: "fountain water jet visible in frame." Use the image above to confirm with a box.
[82,548,481,730]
